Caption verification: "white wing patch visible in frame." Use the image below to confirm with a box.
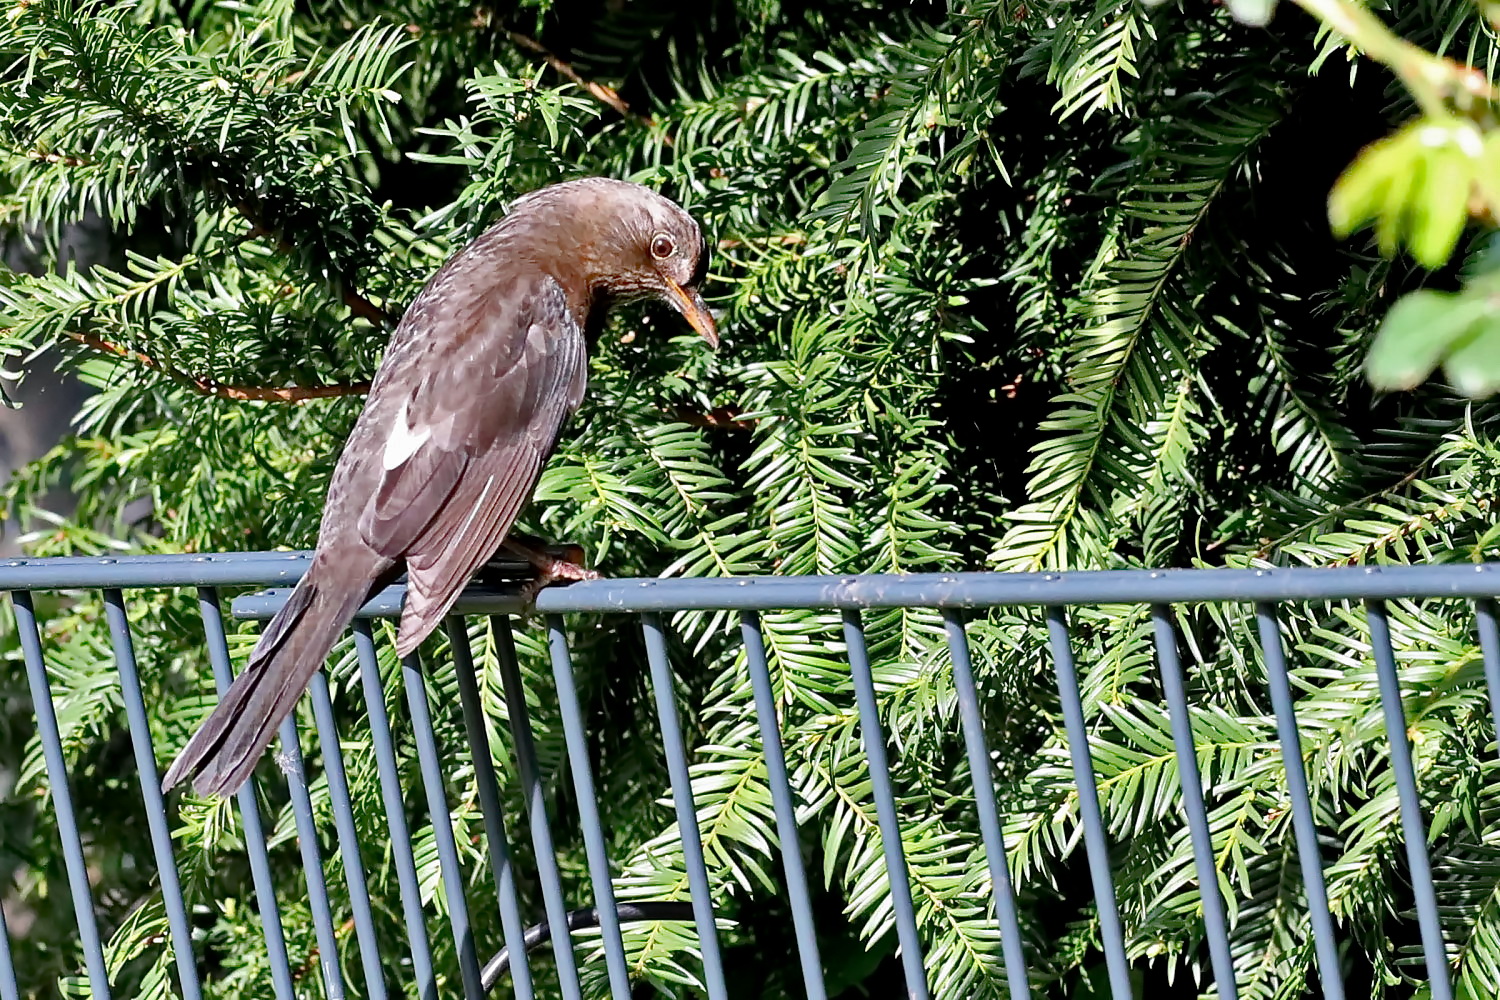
[452,474,496,542]
[382,400,432,471]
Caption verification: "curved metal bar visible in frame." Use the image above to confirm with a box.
[1150,605,1237,1000]
[1255,603,1344,1000]
[0,875,19,1000]
[739,611,827,1000]
[1475,599,1500,759]
[481,902,695,992]
[640,613,729,1000]
[1045,608,1132,999]
[500,617,588,1000]
[1366,600,1452,1000]
[842,609,930,999]
[446,617,537,1000]
[352,621,437,1000]
[943,610,1030,999]
[7,591,112,1000]
[195,587,296,1000]
[276,714,347,1000]
[307,670,387,999]
[539,615,630,998]
[101,589,202,1000]
[401,654,484,998]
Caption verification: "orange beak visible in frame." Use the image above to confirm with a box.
[663,279,719,348]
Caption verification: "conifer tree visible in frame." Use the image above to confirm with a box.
[5,1,1500,997]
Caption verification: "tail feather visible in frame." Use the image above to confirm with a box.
[163,557,377,797]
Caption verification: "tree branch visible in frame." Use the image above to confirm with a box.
[668,405,754,430]
[63,331,370,402]
[27,148,89,167]
[716,233,807,251]
[508,31,658,131]
[65,332,748,420]
[1289,0,1496,115]
[231,201,398,327]
[342,281,395,326]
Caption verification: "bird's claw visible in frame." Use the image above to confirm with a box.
[518,556,600,603]
[497,536,599,603]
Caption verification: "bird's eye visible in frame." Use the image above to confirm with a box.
[650,233,676,259]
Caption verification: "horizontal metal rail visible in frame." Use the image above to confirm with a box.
[6,551,1500,604]
[3,553,1497,1000]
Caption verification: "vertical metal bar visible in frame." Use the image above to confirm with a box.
[640,613,729,1000]
[1045,607,1132,999]
[196,588,296,1000]
[0,887,19,1000]
[739,611,827,1000]
[277,714,346,1000]
[101,589,203,1000]
[1474,599,1500,759]
[446,617,535,1000]
[505,617,586,1000]
[841,609,930,1000]
[353,621,436,1000]
[541,614,632,997]
[308,670,388,1000]
[1255,604,1344,1000]
[943,610,1031,1000]
[1365,600,1453,1000]
[1150,605,1238,1000]
[7,591,112,1000]
[401,653,484,1000]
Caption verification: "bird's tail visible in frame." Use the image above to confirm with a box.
[163,555,378,797]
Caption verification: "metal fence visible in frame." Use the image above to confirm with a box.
[4,552,1500,1000]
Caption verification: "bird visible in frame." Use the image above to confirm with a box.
[163,177,717,797]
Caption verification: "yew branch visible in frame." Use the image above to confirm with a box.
[508,31,657,130]
[231,200,397,327]
[64,331,370,402]
[668,405,754,430]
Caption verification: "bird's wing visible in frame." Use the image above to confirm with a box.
[355,274,587,651]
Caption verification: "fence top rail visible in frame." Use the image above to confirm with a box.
[0,550,316,590]
[3,552,1500,610]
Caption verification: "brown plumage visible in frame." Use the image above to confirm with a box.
[163,178,716,797]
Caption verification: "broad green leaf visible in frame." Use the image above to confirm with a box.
[1443,315,1500,397]
[1330,128,1415,239]
[1366,289,1490,390]
[1410,145,1475,268]
[1331,118,1483,269]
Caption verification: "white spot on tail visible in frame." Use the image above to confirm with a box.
[382,400,431,470]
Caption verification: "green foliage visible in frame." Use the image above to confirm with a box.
[1364,237,1500,398]
[4,0,1500,998]
[1329,117,1493,270]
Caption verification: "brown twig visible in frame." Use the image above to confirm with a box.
[669,405,755,430]
[64,331,370,402]
[342,281,395,326]
[1250,462,1429,561]
[231,201,397,326]
[66,332,747,418]
[1289,0,1498,113]
[28,148,89,167]
[233,202,292,253]
[508,31,657,130]
[717,233,807,251]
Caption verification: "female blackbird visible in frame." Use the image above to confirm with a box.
[164,178,716,797]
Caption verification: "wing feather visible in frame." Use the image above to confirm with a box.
[351,275,587,653]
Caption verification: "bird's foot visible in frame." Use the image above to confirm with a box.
[517,557,600,603]
[500,538,600,603]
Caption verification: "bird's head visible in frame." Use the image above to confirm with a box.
[517,178,718,348]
